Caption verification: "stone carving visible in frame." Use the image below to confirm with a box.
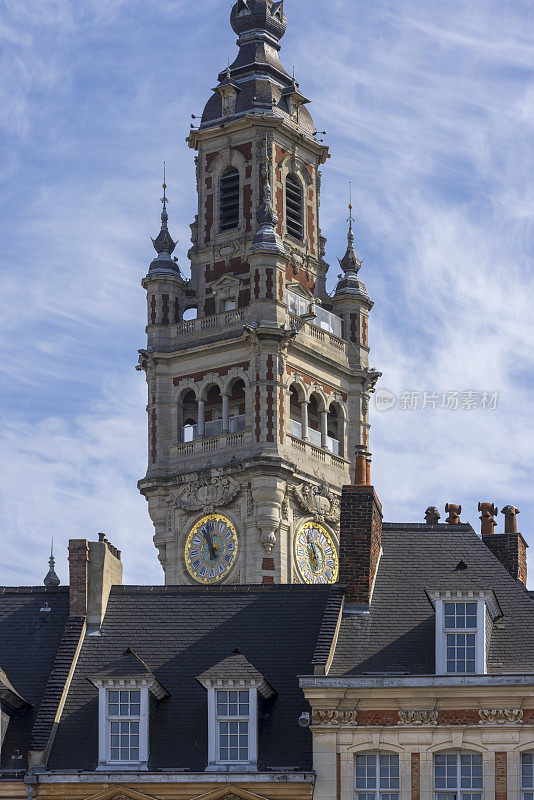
[247,484,254,517]
[311,709,357,726]
[445,503,462,524]
[398,709,438,725]
[168,470,241,515]
[479,708,523,724]
[292,481,340,525]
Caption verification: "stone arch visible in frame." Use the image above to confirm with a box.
[222,369,251,395]
[427,740,488,754]
[346,741,406,755]
[276,153,313,186]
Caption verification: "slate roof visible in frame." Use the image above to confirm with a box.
[0,587,69,769]
[330,523,534,676]
[48,584,333,772]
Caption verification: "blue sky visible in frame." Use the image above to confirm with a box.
[1,0,533,586]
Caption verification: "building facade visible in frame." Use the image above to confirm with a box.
[1,3,533,800]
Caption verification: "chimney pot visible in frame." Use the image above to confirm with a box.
[354,446,367,486]
[424,506,440,525]
[501,505,519,534]
[98,532,106,542]
[445,503,462,524]
[478,501,498,536]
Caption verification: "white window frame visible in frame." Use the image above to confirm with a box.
[431,590,500,676]
[522,752,534,800]
[93,678,151,770]
[354,750,400,800]
[204,679,260,770]
[433,751,483,800]
[215,688,251,764]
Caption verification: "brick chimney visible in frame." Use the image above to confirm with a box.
[68,534,123,624]
[482,505,528,586]
[339,483,382,605]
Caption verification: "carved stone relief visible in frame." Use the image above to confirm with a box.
[292,481,340,526]
[311,709,357,726]
[478,708,523,724]
[167,470,242,515]
[398,709,438,725]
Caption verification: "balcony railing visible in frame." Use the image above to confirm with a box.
[176,309,244,336]
[289,420,341,455]
[181,414,245,443]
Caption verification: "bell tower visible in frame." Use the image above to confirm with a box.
[137,0,380,586]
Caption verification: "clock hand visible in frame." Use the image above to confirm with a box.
[203,526,217,560]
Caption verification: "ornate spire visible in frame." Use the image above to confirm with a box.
[334,185,368,298]
[250,139,286,255]
[44,539,60,587]
[149,163,180,275]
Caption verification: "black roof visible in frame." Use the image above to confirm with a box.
[48,584,333,771]
[331,523,534,676]
[0,587,69,769]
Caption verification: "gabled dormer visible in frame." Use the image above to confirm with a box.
[89,648,169,770]
[196,652,275,771]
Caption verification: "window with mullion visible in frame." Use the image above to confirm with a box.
[522,753,534,800]
[216,689,250,763]
[355,752,399,800]
[434,752,483,800]
[444,602,477,674]
[107,689,141,763]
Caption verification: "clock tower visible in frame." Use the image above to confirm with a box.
[137,0,379,585]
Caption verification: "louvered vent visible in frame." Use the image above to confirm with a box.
[219,168,240,231]
[285,174,303,239]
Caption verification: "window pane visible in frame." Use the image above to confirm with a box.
[523,754,534,788]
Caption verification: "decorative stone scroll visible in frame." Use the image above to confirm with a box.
[311,709,357,726]
[398,709,438,725]
[168,470,241,515]
[479,708,523,724]
[292,481,340,525]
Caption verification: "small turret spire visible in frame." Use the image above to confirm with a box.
[149,163,180,275]
[333,184,369,299]
[250,138,286,255]
[44,539,60,587]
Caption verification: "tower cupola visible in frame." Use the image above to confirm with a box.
[200,0,315,134]
[334,203,368,300]
[149,167,180,277]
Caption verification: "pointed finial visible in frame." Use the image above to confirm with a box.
[226,58,231,80]
[44,538,60,587]
[347,182,354,246]
[161,162,168,216]
[292,65,295,81]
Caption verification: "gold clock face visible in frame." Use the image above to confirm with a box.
[295,522,338,584]
[185,514,238,584]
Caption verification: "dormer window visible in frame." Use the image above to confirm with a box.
[196,651,275,771]
[444,602,477,674]
[430,590,502,676]
[216,689,250,763]
[107,689,141,763]
[89,647,169,770]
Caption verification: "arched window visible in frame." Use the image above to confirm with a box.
[219,168,240,231]
[326,405,343,456]
[355,752,399,800]
[181,390,198,442]
[307,394,321,447]
[285,173,303,240]
[228,379,246,432]
[204,385,224,438]
[289,386,303,438]
[434,752,483,800]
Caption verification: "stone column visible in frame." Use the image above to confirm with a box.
[320,410,328,448]
[222,393,230,431]
[197,399,205,437]
[301,400,309,439]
